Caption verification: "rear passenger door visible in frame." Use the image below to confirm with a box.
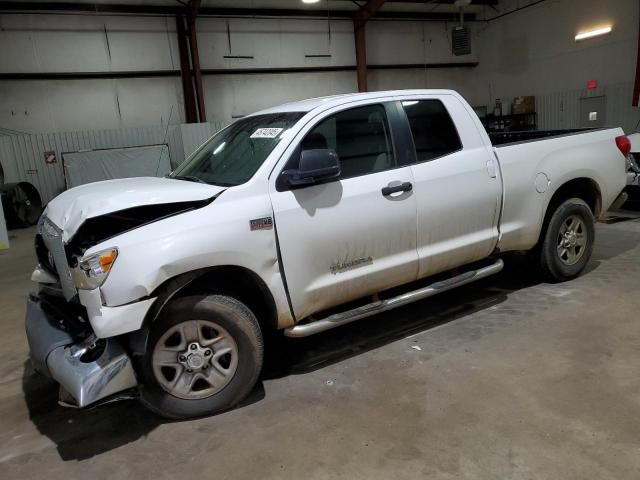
[269,102,419,320]
[396,96,502,278]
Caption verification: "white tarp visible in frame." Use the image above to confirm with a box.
[63,145,171,188]
[0,199,8,250]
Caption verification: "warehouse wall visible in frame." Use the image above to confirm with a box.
[470,0,639,131]
[0,78,183,133]
[0,13,476,133]
[0,15,184,132]
[197,17,357,117]
[0,1,637,134]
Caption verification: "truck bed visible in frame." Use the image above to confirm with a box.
[492,126,627,252]
[489,128,595,146]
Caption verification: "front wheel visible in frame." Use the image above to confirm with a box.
[138,295,263,419]
[537,197,595,282]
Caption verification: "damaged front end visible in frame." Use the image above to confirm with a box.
[27,193,221,408]
[65,198,217,261]
[25,294,138,407]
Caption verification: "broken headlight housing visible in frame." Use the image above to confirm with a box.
[71,247,118,290]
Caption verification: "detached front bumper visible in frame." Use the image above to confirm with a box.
[25,294,138,407]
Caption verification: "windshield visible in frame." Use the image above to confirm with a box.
[170,112,305,186]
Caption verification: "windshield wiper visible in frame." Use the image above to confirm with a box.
[172,175,208,184]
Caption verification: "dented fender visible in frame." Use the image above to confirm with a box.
[86,185,294,332]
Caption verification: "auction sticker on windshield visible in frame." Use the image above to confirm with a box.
[250,128,283,139]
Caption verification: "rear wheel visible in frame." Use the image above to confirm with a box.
[138,295,263,419]
[537,198,595,281]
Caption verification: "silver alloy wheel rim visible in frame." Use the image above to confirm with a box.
[556,214,587,266]
[152,320,239,400]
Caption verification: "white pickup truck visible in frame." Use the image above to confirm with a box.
[26,90,630,418]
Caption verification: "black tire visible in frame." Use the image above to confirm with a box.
[138,295,263,419]
[537,197,595,282]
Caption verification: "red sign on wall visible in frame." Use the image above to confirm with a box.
[44,151,57,164]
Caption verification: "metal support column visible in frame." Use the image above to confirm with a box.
[354,18,368,92]
[176,14,197,123]
[353,0,386,93]
[187,16,207,122]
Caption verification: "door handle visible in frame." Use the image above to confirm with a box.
[381,181,413,196]
[486,159,497,178]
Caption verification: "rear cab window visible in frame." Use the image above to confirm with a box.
[399,99,462,163]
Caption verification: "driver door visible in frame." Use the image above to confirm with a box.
[269,102,419,320]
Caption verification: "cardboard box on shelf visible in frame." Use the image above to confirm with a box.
[511,96,535,114]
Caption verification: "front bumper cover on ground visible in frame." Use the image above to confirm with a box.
[25,294,138,407]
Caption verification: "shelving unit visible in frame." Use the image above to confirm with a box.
[482,112,537,133]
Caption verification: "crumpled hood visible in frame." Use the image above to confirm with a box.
[44,177,225,242]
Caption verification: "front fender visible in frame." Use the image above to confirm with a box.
[88,190,293,330]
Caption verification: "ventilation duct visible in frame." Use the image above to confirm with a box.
[452,0,472,56]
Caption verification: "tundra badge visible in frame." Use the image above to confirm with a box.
[250,217,273,231]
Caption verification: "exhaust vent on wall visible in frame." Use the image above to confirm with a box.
[452,0,471,56]
[452,26,471,55]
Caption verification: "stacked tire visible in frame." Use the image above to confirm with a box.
[0,182,43,228]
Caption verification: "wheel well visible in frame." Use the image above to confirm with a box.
[131,266,278,353]
[174,266,278,330]
[538,177,601,244]
[547,177,601,217]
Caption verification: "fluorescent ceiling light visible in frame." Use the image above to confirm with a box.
[301,0,321,3]
[575,26,612,41]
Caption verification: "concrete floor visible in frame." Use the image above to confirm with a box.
[1,211,640,480]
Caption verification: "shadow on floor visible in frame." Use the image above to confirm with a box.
[21,220,639,460]
[262,254,536,379]
[22,361,161,461]
[22,359,268,461]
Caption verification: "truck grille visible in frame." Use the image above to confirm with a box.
[37,217,77,301]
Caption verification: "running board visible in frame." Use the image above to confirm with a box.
[284,259,504,338]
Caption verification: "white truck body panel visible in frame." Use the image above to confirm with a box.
[396,93,502,278]
[85,183,295,330]
[268,95,419,319]
[34,89,628,340]
[495,128,626,251]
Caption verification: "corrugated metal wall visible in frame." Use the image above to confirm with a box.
[0,121,225,203]
[180,123,223,160]
[537,82,639,133]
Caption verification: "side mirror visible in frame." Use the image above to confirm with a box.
[281,149,341,189]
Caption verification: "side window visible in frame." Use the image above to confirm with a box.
[401,100,462,163]
[302,104,395,179]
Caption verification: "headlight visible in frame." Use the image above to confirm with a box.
[71,247,118,290]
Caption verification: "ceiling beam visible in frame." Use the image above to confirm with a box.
[0,2,475,21]
[355,0,387,26]
[0,63,479,81]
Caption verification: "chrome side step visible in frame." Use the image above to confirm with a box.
[284,259,504,338]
